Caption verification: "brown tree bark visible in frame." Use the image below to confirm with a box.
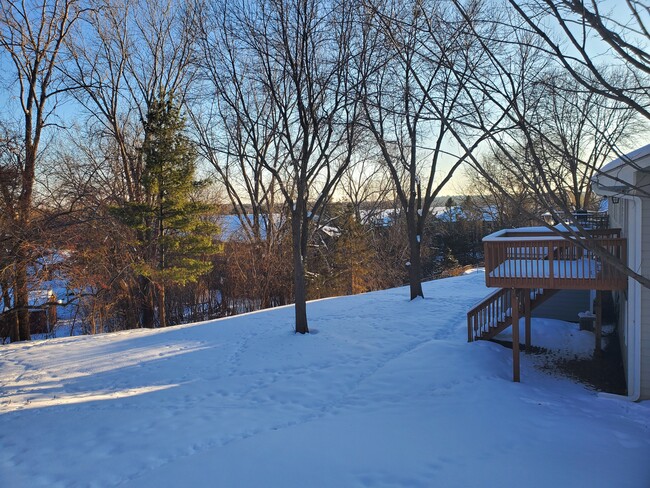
[407,224,423,300]
[292,212,309,334]
[140,276,155,328]
[158,284,167,328]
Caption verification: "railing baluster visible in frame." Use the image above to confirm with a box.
[482,234,626,291]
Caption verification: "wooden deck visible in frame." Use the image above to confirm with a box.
[483,228,627,291]
[470,227,627,383]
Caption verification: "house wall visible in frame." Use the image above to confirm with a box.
[596,148,650,400]
[638,172,650,400]
[616,171,650,400]
[532,290,590,322]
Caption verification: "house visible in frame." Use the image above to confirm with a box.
[592,143,650,401]
[0,289,59,341]
[28,289,58,335]
[469,144,649,401]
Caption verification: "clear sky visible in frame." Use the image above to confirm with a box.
[0,0,646,200]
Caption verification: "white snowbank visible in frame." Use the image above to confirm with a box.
[1,270,649,487]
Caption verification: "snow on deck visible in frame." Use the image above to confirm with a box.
[490,258,599,279]
[0,270,649,487]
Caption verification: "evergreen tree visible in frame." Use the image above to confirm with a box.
[331,205,378,296]
[113,95,219,327]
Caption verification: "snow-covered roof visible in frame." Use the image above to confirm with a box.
[359,208,398,226]
[431,206,464,222]
[599,142,650,174]
[28,289,56,307]
[319,225,341,237]
[593,143,650,196]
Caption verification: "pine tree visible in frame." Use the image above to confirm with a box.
[331,205,378,296]
[113,95,219,327]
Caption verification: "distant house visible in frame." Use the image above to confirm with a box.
[593,143,650,401]
[28,289,58,335]
[0,289,58,341]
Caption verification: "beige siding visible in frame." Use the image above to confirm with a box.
[599,154,650,399]
[608,192,650,399]
[636,173,650,399]
[532,290,590,321]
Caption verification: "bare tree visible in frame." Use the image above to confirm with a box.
[0,0,86,341]
[530,69,642,211]
[509,0,650,122]
[359,0,496,299]
[0,123,24,342]
[339,152,396,224]
[191,0,294,312]
[463,151,542,229]
[194,0,361,333]
[440,0,650,289]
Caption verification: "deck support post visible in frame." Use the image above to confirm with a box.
[594,290,602,356]
[524,290,531,353]
[511,288,520,382]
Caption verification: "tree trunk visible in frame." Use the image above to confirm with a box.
[9,311,19,343]
[140,275,155,328]
[15,260,31,341]
[2,282,19,343]
[124,281,140,329]
[158,284,167,328]
[90,302,97,335]
[292,214,309,334]
[407,224,424,300]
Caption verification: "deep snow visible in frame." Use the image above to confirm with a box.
[1,270,649,487]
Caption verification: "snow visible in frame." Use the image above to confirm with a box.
[320,225,341,237]
[496,317,604,360]
[490,258,599,279]
[27,289,56,307]
[483,225,578,241]
[1,270,649,487]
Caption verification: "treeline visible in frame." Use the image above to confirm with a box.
[0,0,648,341]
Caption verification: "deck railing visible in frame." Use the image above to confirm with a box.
[467,288,553,341]
[555,211,610,230]
[467,287,512,342]
[483,233,627,290]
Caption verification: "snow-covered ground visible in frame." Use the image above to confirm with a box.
[1,270,649,487]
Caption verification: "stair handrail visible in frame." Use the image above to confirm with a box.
[467,287,511,342]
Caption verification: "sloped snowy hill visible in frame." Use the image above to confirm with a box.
[1,271,649,487]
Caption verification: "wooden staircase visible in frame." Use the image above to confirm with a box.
[467,288,558,342]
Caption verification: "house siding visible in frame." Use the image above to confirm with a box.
[597,149,650,400]
[639,173,650,399]
[532,290,590,322]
